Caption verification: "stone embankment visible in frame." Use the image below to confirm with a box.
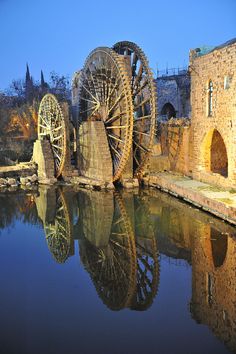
[143,172,236,225]
[0,162,38,190]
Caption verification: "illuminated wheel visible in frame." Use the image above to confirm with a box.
[78,47,133,181]
[38,94,66,178]
[113,41,157,177]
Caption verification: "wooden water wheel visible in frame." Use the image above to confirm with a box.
[77,47,133,182]
[113,41,157,177]
[38,94,66,178]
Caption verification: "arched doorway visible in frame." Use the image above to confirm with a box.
[202,129,228,177]
[210,130,228,177]
[161,103,176,120]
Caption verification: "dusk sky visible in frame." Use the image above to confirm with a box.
[0,0,235,90]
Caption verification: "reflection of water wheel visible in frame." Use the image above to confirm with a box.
[131,196,159,310]
[78,47,133,181]
[44,190,72,263]
[38,94,66,178]
[113,41,157,177]
[80,192,136,310]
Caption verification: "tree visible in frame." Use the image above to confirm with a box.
[49,71,70,100]
[6,79,25,100]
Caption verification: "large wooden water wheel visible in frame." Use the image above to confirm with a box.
[38,94,66,178]
[77,47,134,182]
[113,41,157,177]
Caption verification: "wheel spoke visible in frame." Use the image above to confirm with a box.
[133,140,149,153]
[134,114,151,122]
[106,125,128,129]
[108,91,125,114]
[108,133,124,144]
[105,111,126,125]
[133,130,150,137]
[134,97,150,110]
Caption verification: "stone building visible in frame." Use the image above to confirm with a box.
[189,38,236,188]
[156,69,190,121]
[151,38,236,191]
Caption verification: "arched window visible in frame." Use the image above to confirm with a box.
[208,80,213,116]
[161,103,176,120]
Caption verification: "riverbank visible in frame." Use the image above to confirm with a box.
[143,172,236,226]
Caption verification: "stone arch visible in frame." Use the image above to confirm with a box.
[201,129,228,177]
[161,102,176,120]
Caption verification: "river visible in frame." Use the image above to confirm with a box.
[0,186,235,354]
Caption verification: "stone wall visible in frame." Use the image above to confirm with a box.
[32,139,57,184]
[160,118,191,175]
[189,39,236,188]
[77,121,113,183]
[148,118,192,176]
[149,39,236,190]
[156,71,191,120]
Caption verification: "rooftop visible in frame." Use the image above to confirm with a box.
[194,37,236,57]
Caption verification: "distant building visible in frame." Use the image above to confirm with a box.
[25,64,49,102]
[156,68,190,121]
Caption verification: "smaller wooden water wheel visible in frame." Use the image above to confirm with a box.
[113,41,157,177]
[44,189,72,263]
[38,94,66,178]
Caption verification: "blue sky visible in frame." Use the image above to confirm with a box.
[0,0,235,90]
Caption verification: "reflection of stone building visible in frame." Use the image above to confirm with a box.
[191,225,236,352]
[156,69,190,121]
[144,188,192,260]
[144,188,236,351]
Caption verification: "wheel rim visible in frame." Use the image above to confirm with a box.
[78,47,133,182]
[38,94,66,178]
[113,41,157,177]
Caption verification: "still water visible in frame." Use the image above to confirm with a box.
[0,186,235,354]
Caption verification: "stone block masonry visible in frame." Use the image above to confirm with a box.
[148,39,236,192]
[32,139,57,184]
[77,121,113,184]
[189,39,236,188]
